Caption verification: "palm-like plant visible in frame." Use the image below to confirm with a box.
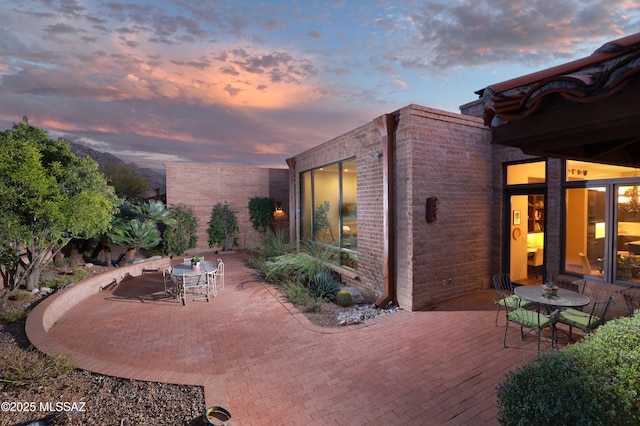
[131,200,176,225]
[109,219,161,265]
[108,200,174,266]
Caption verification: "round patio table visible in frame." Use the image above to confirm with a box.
[514,286,590,308]
[514,285,591,349]
[171,261,217,278]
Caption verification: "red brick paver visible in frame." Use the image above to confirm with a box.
[27,252,557,425]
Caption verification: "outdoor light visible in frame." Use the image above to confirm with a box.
[426,197,439,223]
[275,202,282,212]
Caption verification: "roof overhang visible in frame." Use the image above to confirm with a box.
[480,32,640,167]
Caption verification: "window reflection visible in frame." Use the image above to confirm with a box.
[565,187,605,278]
[300,158,357,270]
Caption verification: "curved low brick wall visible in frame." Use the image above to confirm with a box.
[27,257,169,336]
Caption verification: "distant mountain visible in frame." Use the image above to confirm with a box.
[66,140,166,196]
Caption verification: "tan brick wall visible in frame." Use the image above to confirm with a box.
[289,104,492,310]
[166,163,288,253]
[397,105,492,310]
[289,120,386,297]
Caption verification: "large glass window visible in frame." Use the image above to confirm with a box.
[300,158,357,269]
[564,160,640,285]
[506,161,546,185]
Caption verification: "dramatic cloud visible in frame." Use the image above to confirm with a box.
[0,0,637,172]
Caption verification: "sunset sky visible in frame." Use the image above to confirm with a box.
[0,0,638,172]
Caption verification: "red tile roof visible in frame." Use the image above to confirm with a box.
[482,32,640,127]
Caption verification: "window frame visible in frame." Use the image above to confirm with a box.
[563,161,640,286]
[299,157,358,270]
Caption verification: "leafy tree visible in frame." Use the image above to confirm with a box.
[108,200,174,265]
[162,204,198,256]
[0,119,120,294]
[207,202,239,251]
[248,196,275,234]
[101,161,150,202]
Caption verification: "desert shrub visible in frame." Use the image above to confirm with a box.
[265,243,329,284]
[248,196,275,235]
[497,310,640,425]
[265,227,291,257]
[285,281,323,313]
[207,202,239,251]
[1,309,30,323]
[41,268,88,290]
[308,272,340,302]
[9,290,33,301]
[247,256,267,274]
[162,204,198,256]
[0,347,75,390]
[335,289,353,307]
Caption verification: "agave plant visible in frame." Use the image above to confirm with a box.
[308,272,341,302]
[109,219,161,265]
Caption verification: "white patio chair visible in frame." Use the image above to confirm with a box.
[176,273,210,305]
[206,270,218,298]
[216,259,224,290]
[162,264,174,294]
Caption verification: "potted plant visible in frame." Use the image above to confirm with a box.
[542,273,558,296]
[191,256,200,270]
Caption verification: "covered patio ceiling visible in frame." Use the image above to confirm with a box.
[479,32,640,168]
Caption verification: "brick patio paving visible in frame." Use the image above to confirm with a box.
[26,251,571,425]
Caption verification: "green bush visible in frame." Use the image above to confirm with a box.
[308,272,340,302]
[497,310,640,425]
[285,281,323,313]
[207,202,239,251]
[248,196,275,234]
[265,243,329,284]
[265,227,291,257]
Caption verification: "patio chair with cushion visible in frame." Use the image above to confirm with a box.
[493,274,534,327]
[557,295,614,340]
[499,289,556,354]
[175,273,210,305]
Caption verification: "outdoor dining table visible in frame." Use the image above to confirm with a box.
[514,285,590,348]
[170,261,218,304]
[514,285,590,310]
[171,261,217,278]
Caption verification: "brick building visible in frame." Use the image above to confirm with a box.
[164,33,640,317]
[286,105,492,311]
[286,32,640,316]
[165,163,288,253]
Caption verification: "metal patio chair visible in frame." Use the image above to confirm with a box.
[206,269,218,298]
[162,264,175,295]
[557,295,614,340]
[215,258,224,290]
[175,273,210,305]
[493,274,534,326]
[500,289,556,354]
